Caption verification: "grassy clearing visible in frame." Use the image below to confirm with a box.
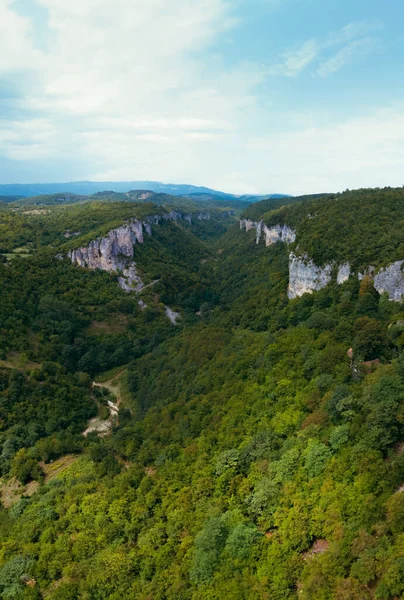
[41,455,78,483]
[0,352,41,372]
[94,365,129,384]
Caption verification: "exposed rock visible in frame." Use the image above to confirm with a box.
[337,263,351,284]
[68,211,193,293]
[118,265,145,293]
[165,306,180,325]
[374,261,404,301]
[163,210,183,222]
[197,212,211,221]
[302,539,329,561]
[138,300,148,310]
[241,218,404,302]
[63,230,81,239]
[288,253,332,299]
[68,219,148,292]
[134,191,154,200]
[261,224,296,246]
[358,266,375,281]
[240,218,258,232]
[240,219,296,246]
[143,222,152,236]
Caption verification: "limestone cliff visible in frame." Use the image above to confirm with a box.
[68,207,234,296]
[68,210,196,293]
[68,220,147,292]
[240,217,404,301]
[261,223,296,246]
[239,219,258,233]
[240,219,296,246]
[337,263,351,284]
[288,253,332,299]
[374,261,404,301]
[288,258,404,301]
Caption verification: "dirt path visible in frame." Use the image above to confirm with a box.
[92,368,126,404]
[83,369,127,437]
[41,455,78,483]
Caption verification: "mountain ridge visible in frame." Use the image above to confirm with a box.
[0,180,291,202]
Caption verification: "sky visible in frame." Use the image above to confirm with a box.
[1,0,404,195]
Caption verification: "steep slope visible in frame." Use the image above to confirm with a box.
[0,200,215,484]
[241,187,404,301]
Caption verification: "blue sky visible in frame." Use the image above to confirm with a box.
[0,0,404,194]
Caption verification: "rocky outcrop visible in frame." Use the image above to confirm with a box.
[240,218,258,232]
[165,306,180,324]
[374,261,404,301]
[288,253,332,299]
[68,211,196,293]
[261,224,296,246]
[358,266,376,281]
[289,257,404,301]
[240,218,404,301]
[337,263,351,284]
[240,219,296,246]
[63,230,81,239]
[197,212,211,221]
[68,208,233,297]
[68,219,147,292]
[219,210,234,219]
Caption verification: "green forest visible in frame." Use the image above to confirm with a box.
[1,188,404,599]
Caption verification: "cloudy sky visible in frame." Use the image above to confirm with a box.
[1,0,404,194]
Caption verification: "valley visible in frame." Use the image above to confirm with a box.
[0,188,404,598]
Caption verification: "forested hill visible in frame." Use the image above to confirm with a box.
[257,186,404,268]
[1,188,404,599]
[0,180,288,203]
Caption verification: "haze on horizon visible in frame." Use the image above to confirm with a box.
[1,0,404,195]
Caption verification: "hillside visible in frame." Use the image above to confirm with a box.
[260,187,404,268]
[1,188,404,599]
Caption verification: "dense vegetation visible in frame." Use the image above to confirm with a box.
[1,188,404,599]
[261,187,404,269]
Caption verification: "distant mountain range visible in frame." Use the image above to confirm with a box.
[0,181,290,203]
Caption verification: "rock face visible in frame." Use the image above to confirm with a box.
[240,218,258,232]
[374,261,404,301]
[337,263,351,284]
[69,219,147,292]
[289,258,404,301]
[288,253,332,299]
[197,212,211,221]
[240,219,296,246]
[68,211,195,293]
[358,266,376,281]
[240,219,404,302]
[261,223,296,246]
[165,306,180,324]
[68,208,233,296]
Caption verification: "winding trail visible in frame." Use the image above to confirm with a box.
[83,368,127,436]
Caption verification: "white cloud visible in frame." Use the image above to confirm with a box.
[0,0,44,71]
[0,0,264,159]
[245,105,404,194]
[0,3,399,196]
[316,37,377,78]
[270,20,381,78]
[272,40,319,77]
